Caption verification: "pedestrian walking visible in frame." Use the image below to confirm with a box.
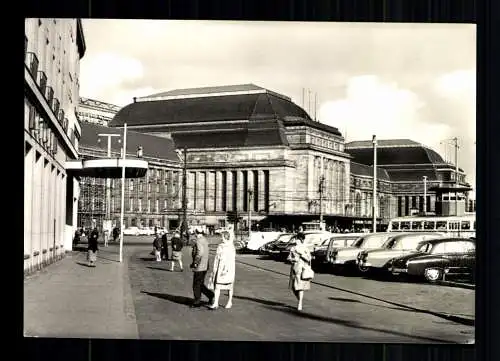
[170,231,184,271]
[103,229,109,247]
[287,234,314,311]
[161,231,169,261]
[73,228,81,247]
[153,234,162,262]
[87,227,99,267]
[190,230,214,308]
[207,231,236,310]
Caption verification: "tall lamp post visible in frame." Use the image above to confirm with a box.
[97,132,121,244]
[176,147,188,236]
[119,123,128,263]
[423,176,428,215]
[372,135,377,233]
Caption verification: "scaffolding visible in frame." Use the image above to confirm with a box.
[77,177,107,230]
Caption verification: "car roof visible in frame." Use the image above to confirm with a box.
[419,237,475,245]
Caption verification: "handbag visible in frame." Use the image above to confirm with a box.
[301,264,315,281]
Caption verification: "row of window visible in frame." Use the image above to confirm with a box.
[310,136,344,152]
[25,100,58,155]
[391,220,476,231]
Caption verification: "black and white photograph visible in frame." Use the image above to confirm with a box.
[24,19,476,343]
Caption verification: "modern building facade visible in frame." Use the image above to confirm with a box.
[78,97,121,126]
[77,122,182,230]
[105,84,472,231]
[24,18,86,274]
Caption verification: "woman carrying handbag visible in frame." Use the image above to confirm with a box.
[287,233,314,311]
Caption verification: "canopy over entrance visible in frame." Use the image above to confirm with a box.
[65,158,148,178]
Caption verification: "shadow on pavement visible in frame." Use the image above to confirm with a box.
[233,295,289,307]
[328,297,363,303]
[141,291,193,306]
[139,257,156,262]
[236,259,474,328]
[146,266,171,272]
[262,305,454,343]
[76,261,94,268]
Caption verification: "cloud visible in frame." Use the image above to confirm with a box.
[80,52,146,103]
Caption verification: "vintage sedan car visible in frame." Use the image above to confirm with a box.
[357,232,445,273]
[312,234,363,270]
[123,226,140,236]
[280,231,332,261]
[388,238,476,282]
[326,232,396,272]
[259,233,293,255]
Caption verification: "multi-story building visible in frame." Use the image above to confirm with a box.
[77,122,182,230]
[24,18,86,274]
[108,84,352,231]
[78,97,121,126]
[105,84,472,231]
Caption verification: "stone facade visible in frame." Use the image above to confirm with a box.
[24,18,86,275]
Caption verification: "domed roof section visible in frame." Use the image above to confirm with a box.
[109,84,314,127]
[345,139,446,166]
[79,122,179,162]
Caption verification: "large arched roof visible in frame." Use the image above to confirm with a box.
[108,84,342,148]
[345,139,446,166]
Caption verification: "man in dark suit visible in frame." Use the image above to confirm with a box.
[190,230,214,307]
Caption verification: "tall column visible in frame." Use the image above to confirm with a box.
[207,171,216,212]
[24,146,34,268]
[226,171,234,211]
[60,173,66,252]
[187,172,195,210]
[258,170,265,212]
[248,170,255,213]
[237,170,245,211]
[216,171,223,212]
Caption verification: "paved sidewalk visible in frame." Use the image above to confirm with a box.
[23,245,138,339]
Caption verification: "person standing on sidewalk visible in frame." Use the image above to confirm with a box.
[161,231,169,261]
[153,233,162,262]
[170,232,184,272]
[190,230,214,308]
[207,231,236,310]
[88,227,99,267]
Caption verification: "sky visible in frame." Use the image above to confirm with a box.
[79,20,476,198]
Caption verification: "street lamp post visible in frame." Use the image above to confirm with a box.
[423,176,428,215]
[372,135,377,233]
[119,124,127,263]
[176,147,188,236]
[97,133,121,244]
[248,188,253,238]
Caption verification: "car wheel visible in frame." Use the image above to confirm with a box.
[424,268,443,283]
[358,264,370,273]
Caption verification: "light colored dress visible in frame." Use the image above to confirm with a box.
[288,243,312,291]
[207,239,236,291]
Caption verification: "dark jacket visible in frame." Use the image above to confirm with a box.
[161,233,169,248]
[171,236,183,252]
[191,235,209,272]
[153,236,162,250]
[88,229,99,252]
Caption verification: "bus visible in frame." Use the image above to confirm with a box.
[386,214,476,239]
[302,221,326,232]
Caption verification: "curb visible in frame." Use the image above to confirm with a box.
[436,280,475,290]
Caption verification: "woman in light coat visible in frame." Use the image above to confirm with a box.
[207,231,236,310]
[287,235,313,310]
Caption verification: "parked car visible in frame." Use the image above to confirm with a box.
[311,233,363,271]
[259,233,293,255]
[388,237,476,283]
[138,227,155,236]
[123,226,140,236]
[280,231,332,261]
[326,232,396,272]
[246,232,284,252]
[357,232,445,273]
